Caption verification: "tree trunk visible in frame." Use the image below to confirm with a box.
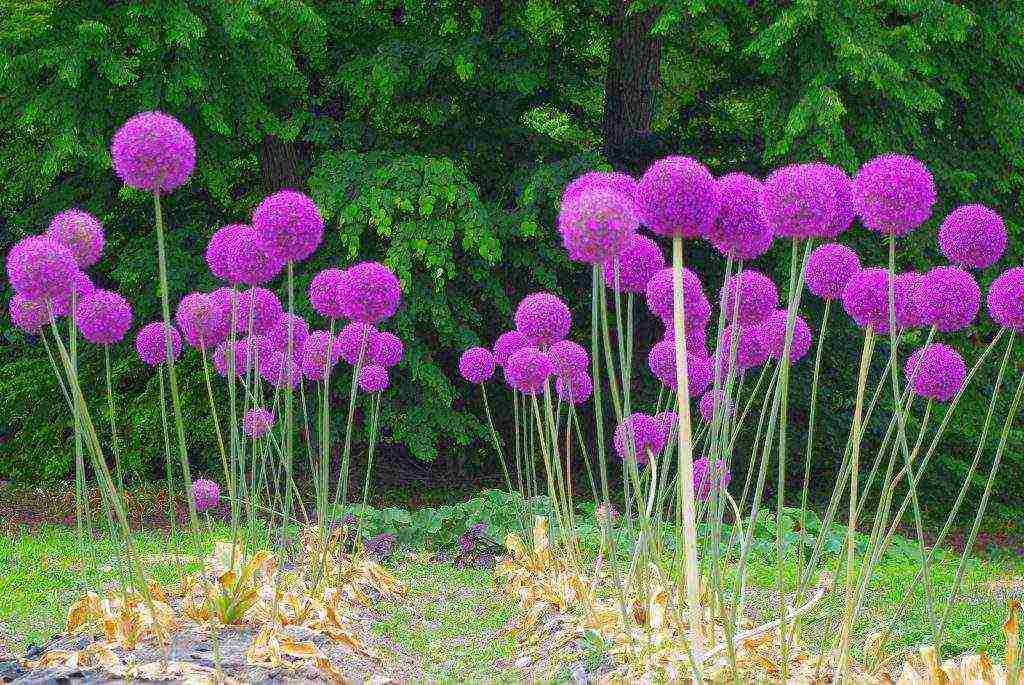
[478,0,502,35]
[259,135,302,192]
[602,2,663,171]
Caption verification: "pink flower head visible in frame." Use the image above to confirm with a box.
[459,346,496,384]
[302,330,341,380]
[340,261,402,323]
[493,330,530,366]
[693,456,731,500]
[892,271,927,328]
[309,267,349,319]
[559,186,637,263]
[699,390,734,423]
[915,266,980,332]
[905,343,966,402]
[370,330,404,367]
[252,190,324,262]
[111,111,196,193]
[805,243,860,300]
[358,363,390,393]
[561,171,638,210]
[653,411,676,442]
[243,407,275,438]
[237,287,283,336]
[212,340,237,377]
[647,340,712,396]
[267,313,309,352]
[135,322,182,366]
[205,224,267,284]
[635,156,720,238]
[708,172,773,259]
[555,371,592,404]
[191,478,220,512]
[842,268,892,333]
[853,154,936,236]
[503,347,553,395]
[662,323,709,356]
[757,309,812,362]
[10,294,56,334]
[47,209,104,268]
[717,323,768,373]
[602,233,665,293]
[259,347,302,388]
[613,413,666,465]
[6,235,79,303]
[76,289,133,345]
[722,269,778,326]
[761,163,850,239]
[645,267,711,331]
[334,322,381,365]
[237,335,274,373]
[514,292,571,349]
[987,267,1024,331]
[816,164,856,238]
[175,292,230,348]
[548,339,589,378]
[938,204,1007,270]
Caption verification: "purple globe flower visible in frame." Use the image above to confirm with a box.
[805,243,861,300]
[613,413,666,465]
[47,209,104,268]
[548,340,589,378]
[892,271,927,328]
[302,330,341,380]
[6,235,79,303]
[237,287,283,336]
[340,261,402,323]
[459,346,497,384]
[653,411,676,442]
[358,364,390,393]
[915,266,981,332]
[175,292,230,348]
[212,340,236,377]
[722,269,779,326]
[561,171,638,209]
[717,323,768,373]
[555,371,592,404]
[205,224,254,283]
[635,156,720,238]
[493,330,531,366]
[514,292,571,349]
[905,343,966,402]
[259,348,302,388]
[645,267,711,331]
[76,289,133,345]
[757,309,812,362]
[308,268,349,319]
[252,190,324,262]
[111,111,196,193]
[135,322,182,366]
[987,267,1024,331]
[191,478,221,512]
[938,204,1007,270]
[699,390,734,423]
[647,340,712,396]
[602,233,665,293]
[266,313,309,352]
[503,347,553,395]
[761,163,849,239]
[9,295,56,334]
[235,335,274,374]
[371,331,404,367]
[707,172,773,259]
[226,225,283,285]
[334,322,382,365]
[816,164,856,239]
[853,154,936,236]
[243,408,275,438]
[842,268,892,333]
[662,323,709,356]
[559,187,637,263]
[693,456,732,500]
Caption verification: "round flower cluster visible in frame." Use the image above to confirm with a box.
[302,330,341,380]
[230,335,273,375]
[757,309,812,362]
[707,172,773,259]
[853,154,936,236]
[693,456,731,500]
[555,372,592,404]
[647,340,712,396]
[635,156,720,238]
[717,323,768,373]
[339,261,402,324]
[503,347,553,395]
[661,322,708,356]
[334,322,382,365]
[905,343,966,402]
[602,233,665,293]
[358,364,390,393]
[805,243,860,300]
[111,111,196,193]
[842,268,891,333]
[645,267,711,331]
[892,271,926,328]
[176,292,230,348]
[559,187,637,263]
[699,390,734,423]
[492,330,530,366]
[6,235,79,304]
[237,287,283,336]
[760,163,852,239]
[938,204,1006,270]
[135,322,182,366]
[548,340,588,378]
[47,209,104,268]
[816,164,856,238]
[205,224,279,285]
[722,270,778,326]
[371,331,404,367]
[514,293,571,349]
[10,295,55,334]
[654,411,676,439]
[243,407,275,438]
[309,268,349,319]
[191,478,221,512]
[252,190,324,262]
[915,266,980,332]
[613,413,666,465]
[459,346,497,384]
[560,171,637,210]
[987,267,1024,331]
[259,348,302,388]
[76,289,133,345]
[267,313,310,352]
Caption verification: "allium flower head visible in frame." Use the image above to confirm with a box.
[176,292,230,348]
[267,313,309,352]
[938,204,1007,270]
[662,323,708,356]
[371,331,404,367]
[548,340,589,378]
[135,322,182,366]
[717,324,768,373]
[805,243,860,300]
[905,343,966,402]
[212,340,238,377]
[842,268,892,333]
[708,173,773,259]
[987,267,1024,331]
[613,413,666,465]
[561,171,638,209]
[693,456,732,500]
[10,295,56,334]
[302,330,341,380]
[252,190,324,262]
[514,292,571,349]
[47,209,104,268]
[647,340,712,396]
[645,267,711,331]
[602,233,665,293]
[653,411,677,442]
[699,390,734,423]
[915,266,980,332]
[559,187,637,263]
[492,330,530,366]
[191,478,220,512]
[722,270,778,326]
[555,370,592,404]
[205,224,260,284]
[635,156,720,238]
[853,154,936,236]
[334,322,381,365]
[761,163,849,239]
[358,364,390,393]
[892,272,927,328]
[243,408,275,438]
[6,235,79,303]
[237,287,283,336]
[339,261,402,323]
[757,309,812,362]
[76,289,133,345]
[309,268,349,319]
[111,111,195,193]
[816,164,856,238]
[459,346,497,384]
[259,348,302,388]
[503,347,553,395]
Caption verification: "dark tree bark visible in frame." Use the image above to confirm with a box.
[478,0,503,35]
[602,1,663,171]
[259,135,302,192]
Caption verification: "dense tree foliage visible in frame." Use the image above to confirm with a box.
[1,0,1021,519]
